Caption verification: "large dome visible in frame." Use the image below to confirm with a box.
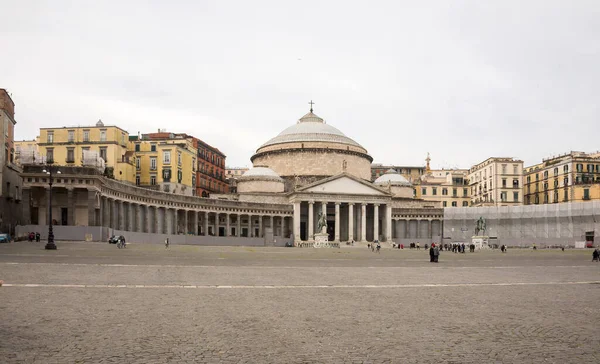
[251,109,373,182]
[259,112,364,149]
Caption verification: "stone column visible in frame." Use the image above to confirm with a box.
[113,200,119,230]
[249,215,254,237]
[135,204,144,233]
[373,204,379,241]
[174,209,179,234]
[258,215,263,238]
[103,198,110,228]
[269,216,274,236]
[128,203,135,231]
[145,205,151,233]
[226,213,230,237]
[415,220,420,239]
[308,201,314,240]
[184,210,189,235]
[67,188,75,225]
[237,214,241,237]
[293,202,301,242]
[165,208,172,234]
[386,205,393,242]
[280,216,285,239]
[348,203,354,242]
[87,190,96,226]
[193,211,199,235]
[214,212,218,236]
[428,219,432,239]
[361,203,367,242]
[334,202,340,242]
[21,188,31,225]
[117,201,125,230]
[204,211,209,236]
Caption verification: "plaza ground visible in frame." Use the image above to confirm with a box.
[0,242,599,363]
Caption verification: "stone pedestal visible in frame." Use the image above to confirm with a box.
[471,236,490,250]
[312,226,339,248]
[314,232,329,246]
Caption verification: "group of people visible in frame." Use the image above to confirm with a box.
[428,243,440,262]
[449,243,471,253]
[367,241,381,253]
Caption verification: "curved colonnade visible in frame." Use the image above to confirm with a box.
[20,166,293,240]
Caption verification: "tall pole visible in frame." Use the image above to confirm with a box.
[45,167,57,250]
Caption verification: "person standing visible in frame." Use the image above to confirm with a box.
[593,248,599,262]
[429,245,434,262]
[433,244,440,263]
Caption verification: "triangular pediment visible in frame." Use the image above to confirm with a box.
[298,174,389,196]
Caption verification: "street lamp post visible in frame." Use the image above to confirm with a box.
[43,163,61,250]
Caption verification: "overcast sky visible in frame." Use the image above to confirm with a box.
[2,1,599,169]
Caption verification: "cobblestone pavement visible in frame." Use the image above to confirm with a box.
[1,242,599,363]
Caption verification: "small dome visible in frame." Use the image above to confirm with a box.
[241,166,283,181]
[375,170,411,186]
[96,119,104,127]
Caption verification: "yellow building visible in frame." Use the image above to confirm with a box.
[415,169,471,207]
[15,137,40,164]
[35,120,134,184]
[524,151,600,204]
[131,132,197,196]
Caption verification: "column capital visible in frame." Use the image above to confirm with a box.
[374,203,380,207]
[308,200,314,205]
[335,202,340,206]
[348,202,355,206]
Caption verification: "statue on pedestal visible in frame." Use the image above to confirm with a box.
[475,216,486,236]
[317,212,328,234]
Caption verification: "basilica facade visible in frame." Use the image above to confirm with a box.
[18,109,443,246]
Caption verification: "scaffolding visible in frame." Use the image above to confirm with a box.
[443,201,600,247]
[82,150,105,172]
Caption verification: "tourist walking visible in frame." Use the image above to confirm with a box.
[429,245,434,262]
[593,248,599,262]
[165,238,170,249]
[376,241,381,254]
[433,244,440,263]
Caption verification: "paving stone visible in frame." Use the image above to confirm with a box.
[0,242,599,363]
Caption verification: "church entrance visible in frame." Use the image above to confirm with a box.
[327,222,335,241]
[300,222,307,241]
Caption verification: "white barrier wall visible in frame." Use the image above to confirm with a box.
[443,201,600,247]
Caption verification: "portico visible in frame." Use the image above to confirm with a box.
[290,173,394,244]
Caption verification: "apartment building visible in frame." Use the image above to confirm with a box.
[415,169,470,207]
[0,88,23,235]
[37,120,134,183]
[468,157,524,206]
[131,132,197,196]
[524,151,600,204]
